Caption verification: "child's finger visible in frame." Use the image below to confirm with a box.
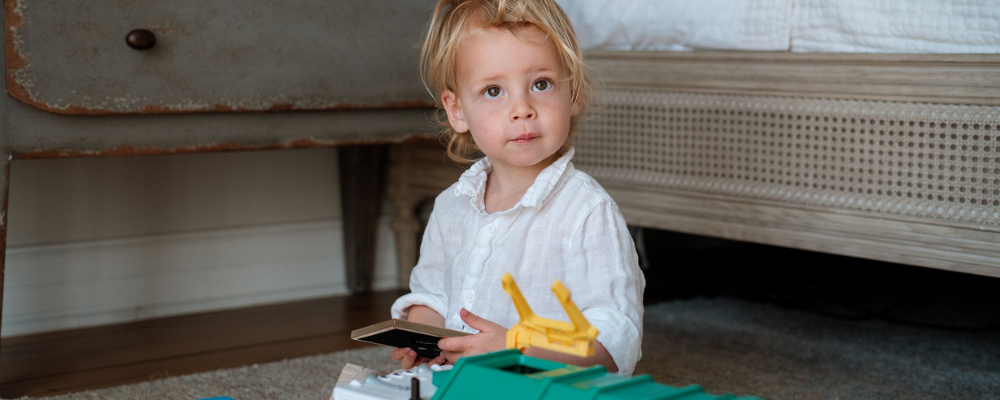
[440,350,459,364]
[391,347,409,361]
[437,335,470,352]
[459,308,504,333]
[400,348,420,369]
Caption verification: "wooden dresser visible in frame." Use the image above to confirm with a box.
[1,0,439,338]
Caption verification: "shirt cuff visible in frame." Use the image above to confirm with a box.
[584,308,642,376]
[390,292,448,321]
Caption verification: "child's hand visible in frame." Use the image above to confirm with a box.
[438,308,507,363]
[391,347,446,369]
[392,304,447,369]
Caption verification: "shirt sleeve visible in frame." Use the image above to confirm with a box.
[563,198,646,376]
[390,201,450,321]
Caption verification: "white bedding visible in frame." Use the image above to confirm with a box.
[556,0,1000,53]
[792,0,1000,53]
[557,0,793,51]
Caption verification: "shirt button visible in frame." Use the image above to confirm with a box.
[485,224,497,234]
[464,291,475,303]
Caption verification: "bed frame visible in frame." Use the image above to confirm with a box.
[390,51,1000,279]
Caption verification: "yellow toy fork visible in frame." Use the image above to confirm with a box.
[501,272,598,358]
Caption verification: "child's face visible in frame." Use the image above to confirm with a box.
[441,24,581,171]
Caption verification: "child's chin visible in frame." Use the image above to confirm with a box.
[519,155,559,168]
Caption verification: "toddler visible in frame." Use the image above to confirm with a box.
[390,0,645,376]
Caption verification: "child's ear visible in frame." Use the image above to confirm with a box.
[570,93,582,117]
[441,90,470,133]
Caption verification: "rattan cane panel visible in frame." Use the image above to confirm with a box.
[574,89,1000,227]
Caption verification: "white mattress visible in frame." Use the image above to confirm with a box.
[556,0,1000,53]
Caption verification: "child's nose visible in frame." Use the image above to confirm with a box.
[511,110,534,121]
[509,96,536,121]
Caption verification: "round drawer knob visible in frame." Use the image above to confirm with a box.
[126,29,156,50]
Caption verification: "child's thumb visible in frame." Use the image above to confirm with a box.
[460,308,497,332]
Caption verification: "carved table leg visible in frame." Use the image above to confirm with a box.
[386,141,463,290]
[391,196,420,290]
[339,145,387,294]
[387,144,419,290]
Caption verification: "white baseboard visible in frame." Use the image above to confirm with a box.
[1,218,398,337]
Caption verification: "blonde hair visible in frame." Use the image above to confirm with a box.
[420,0,592,163]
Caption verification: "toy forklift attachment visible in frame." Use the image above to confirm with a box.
[501,272,599,358]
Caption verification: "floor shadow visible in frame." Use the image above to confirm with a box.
[639,228,1000,332]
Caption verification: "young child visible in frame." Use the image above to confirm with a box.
[390,0,645,376]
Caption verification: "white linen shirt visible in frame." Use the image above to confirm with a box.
[390,148,645,376]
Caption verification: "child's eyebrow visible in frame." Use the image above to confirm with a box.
[473,67,559,83]
[473,74,504,84]
[528,66,558,74]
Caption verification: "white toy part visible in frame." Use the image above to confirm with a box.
[331,364,451,400]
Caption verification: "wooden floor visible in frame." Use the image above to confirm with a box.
[4,230,998,398]
[0,289,405,398]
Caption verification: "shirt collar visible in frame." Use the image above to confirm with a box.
[453,147,576,212]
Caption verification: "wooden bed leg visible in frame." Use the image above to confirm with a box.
[629,226,650,271]
[339,145,387,294]
[0,153,8,341]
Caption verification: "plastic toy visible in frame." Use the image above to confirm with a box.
[332,350,762,400]
[502,273,599,358]
[332,364,446,400]
[331,273,763,400]
[430,349,762,400]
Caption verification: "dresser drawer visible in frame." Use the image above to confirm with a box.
[4,0,435,115]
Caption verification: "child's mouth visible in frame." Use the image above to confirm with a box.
[512,134,538,143]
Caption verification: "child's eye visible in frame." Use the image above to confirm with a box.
[532,80,552,92]
[483,86,503,98]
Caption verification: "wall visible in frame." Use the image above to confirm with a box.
[2,148,398,337]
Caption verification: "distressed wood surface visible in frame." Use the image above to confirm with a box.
[385,140,1000,278]
[604,184,1000,278]
[577,50,1000,278]
[0,1,440,375]
[4,0,436,115]
[587,51,1000,106]
[1,2,439,158]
